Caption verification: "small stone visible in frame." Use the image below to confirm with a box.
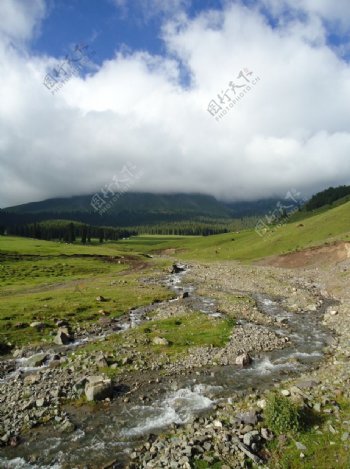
[341,432,349,441]
[152,337,169,346]
[213,420,223,428]
[281,390,291,397]
[257,399,266,409]
[313,403,321,412]
[30,322,45,330]
[261,428,273,441]
[329,425,337,434]
[96,296,107,302]
[295,442,307,451]
[236,410,258,425]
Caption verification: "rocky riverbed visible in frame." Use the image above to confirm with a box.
[0,256,349,468]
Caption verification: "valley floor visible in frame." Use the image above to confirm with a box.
[0,237,350,468]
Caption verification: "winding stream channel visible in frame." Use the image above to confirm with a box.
[0,266,335,468]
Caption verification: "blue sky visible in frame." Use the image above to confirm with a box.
[31,0,350,66]
[32,0,225,66]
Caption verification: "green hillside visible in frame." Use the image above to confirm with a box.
[1,193,284,228]
[116,200,350,262]
[4,193,231,217]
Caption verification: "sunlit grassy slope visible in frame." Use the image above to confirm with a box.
[118,201,350,262]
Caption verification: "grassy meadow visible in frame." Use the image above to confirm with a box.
[1,200,350,348]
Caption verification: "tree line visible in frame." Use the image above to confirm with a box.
[305,185,350,211]
[5,220,136,243]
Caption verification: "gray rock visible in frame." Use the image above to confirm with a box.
[95,352,108,368]
[54,328,72,345]
[171,263,186,274]
[236,410,258,425]
[152,337,169,346]
[30,322,45,330]
[235,353,252,367]
[261,427,273,440]
[85,375,112,401]
[58,419,75,433]
[295,442,307,451]
[243,430,259,447]
[27,353,47,367]
[96,296,107,302]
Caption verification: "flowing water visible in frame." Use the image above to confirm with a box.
[0,268,336,468]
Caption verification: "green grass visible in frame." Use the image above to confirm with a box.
[0,236,129,256]
[268,398,350,469]
[78,313,235,370]
[137,200,350,262]
[264,394,305,435]
[135,314,235,351]
[1,200,350,347]
[0,237,174,348]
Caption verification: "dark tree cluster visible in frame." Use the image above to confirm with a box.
[6,220,136,243]
[305,185,350,211]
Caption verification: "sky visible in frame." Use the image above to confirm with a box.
[1,0,350,207]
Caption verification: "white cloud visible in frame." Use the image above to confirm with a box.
[1,0,350,207]
[0,0,46,44]
[261,0,350,30]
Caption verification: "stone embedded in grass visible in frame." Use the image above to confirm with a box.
[152,337,170,346]
[85,375,112,401]
[30,321,46,330]
[95,352,108,368]
[96,296,107,302]
[98,309,110,316]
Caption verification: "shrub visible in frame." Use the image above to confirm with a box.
[264,393,303,435]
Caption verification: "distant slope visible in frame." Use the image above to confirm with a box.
[5,193,230,216]
[1,193,283,227]
[164,200,350,261]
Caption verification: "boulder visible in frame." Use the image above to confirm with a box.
[27,353,47,367]
[235,353,252,367]
[85,375,112,401]
[171,263,186,274]
[243,430,260,447]
[95,352,108,368]
[54,328,72,345]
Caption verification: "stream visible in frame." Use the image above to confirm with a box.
[0,266,335,468]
